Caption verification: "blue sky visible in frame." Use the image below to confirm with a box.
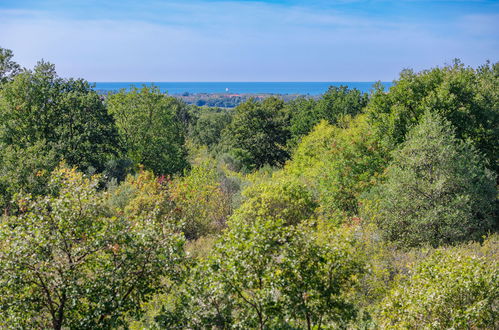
[0,0,497,81]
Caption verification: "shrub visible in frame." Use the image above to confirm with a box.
[377,238,498,329]
[362,111,497,248]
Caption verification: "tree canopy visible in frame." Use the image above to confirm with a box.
[107,86,188,175]
[367,60,499,174]
[220,97,290,170]
[0,167,185,329]
[362,111,497,248]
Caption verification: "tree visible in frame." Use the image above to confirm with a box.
[152,258,235,329]
[0,61,119,171]
[204,217,362,329]
[362,111,497,248]
[0,61,120,210]
[107,86,188,175]
[287,86,368,147]
[189,107,232,149]
[278,221,364,329]
[220,97,290,170]
[0,47,21,84]
[286,97,317,146]
[315,86,368,125]
[0,141,57,212]
[0,167,185,329]
[366,60,499,175]
[284,115,388,218]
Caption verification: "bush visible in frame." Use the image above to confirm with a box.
[377,237,498,329]
[362,111,497,248]
[169,160,232,239]
[231,178,317,226]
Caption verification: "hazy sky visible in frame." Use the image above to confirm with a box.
[0,0,497,81]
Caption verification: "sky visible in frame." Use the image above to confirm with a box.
[0,0,497,82]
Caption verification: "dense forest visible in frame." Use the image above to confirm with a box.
[0,47,497,329]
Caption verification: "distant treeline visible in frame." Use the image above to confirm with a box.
[96,90,316,108]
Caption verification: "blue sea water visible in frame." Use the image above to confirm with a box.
[92,82,392,95]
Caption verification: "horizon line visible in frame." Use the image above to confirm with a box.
[90,81,392,83]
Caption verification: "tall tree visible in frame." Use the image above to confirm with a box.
[0,60,119,211]
[367,60,499,174]
[189,107,232,149]
[0,60,119,171]
[220,97,290,170]
[107,86,188,175]
[287,86,368,147]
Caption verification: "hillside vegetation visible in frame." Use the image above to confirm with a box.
[0,47,498,329]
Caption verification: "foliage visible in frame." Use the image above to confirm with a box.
[233,177,317,226]
[284,115,388,218]
[366,60,499,174]
[362,111,497,248]
[278,221,364,329]
[377,237,498,329]
[107,86,188,175]
[315,86,368,124]
[0,141,58,211]
[151,217,364,329]
[152,257,235,329]
[212,218,363,329]
[286,97,317,146]
[189,106,232,149]
[220,97,290,170]
[0,51,497,328]
[0,61,119,173]
[0,167,185,329]
[169,160,232,239]
[0,47,22,84]
[287,86,368,147]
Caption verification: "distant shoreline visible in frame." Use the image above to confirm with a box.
[92,81,393,96]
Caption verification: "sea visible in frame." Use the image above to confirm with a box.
[92,82,392,95]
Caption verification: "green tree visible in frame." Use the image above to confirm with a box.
[0,61,120,210]
[0,61,119,171]
[220,97,290,170]
[152,258,235,329]
[315,86,368,125]
[286,97,317,146]
[189,107,232,149]
[206,217,362,329]
[0,47,21,84]
[0,167,185,329]
[362,111,497,248]
[107,86,188,175]
[284,115,388,218]
[287,86,368,147]
[279,221,363,329]
[233,178,317,226]
[366,60,499,174]
[0,141,57,212]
